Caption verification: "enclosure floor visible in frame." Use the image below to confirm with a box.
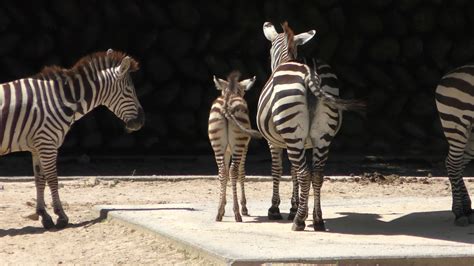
[96,197,474,265]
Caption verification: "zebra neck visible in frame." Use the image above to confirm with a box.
[61,69,103,121]
[271,54,292,72]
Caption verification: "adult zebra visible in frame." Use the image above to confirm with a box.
[257,22,364,231]
[0,49,144,229]
[268,58,343,223]
[435,65,474,226]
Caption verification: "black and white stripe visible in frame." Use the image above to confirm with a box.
[0,49,144,229]
[257,22,364,231]
[435,64,474,226]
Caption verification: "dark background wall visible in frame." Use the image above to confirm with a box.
[1,0,474,157]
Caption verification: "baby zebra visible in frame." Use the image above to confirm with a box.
[0,49,144,229]
[208,71,261,222]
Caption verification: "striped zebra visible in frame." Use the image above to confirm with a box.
[0,49,144,229]
[208,71,261,222]
[271,58,343,222]
[435,65,474,226]
[257,22,364,231]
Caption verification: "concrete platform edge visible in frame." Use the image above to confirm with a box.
[93,206,230,265]
[93,205,474,266]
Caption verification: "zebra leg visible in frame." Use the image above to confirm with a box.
[311,169,325,231]
[268,144,283,220]
[32,153,54,229]
[288,165,299,220]
[446,152,473,226]
[239,146,249,216]
[230,156,243,222]
[40,149,69,229]
[288,145,310,231]
[311,145,330,231]
[215,151,229,222]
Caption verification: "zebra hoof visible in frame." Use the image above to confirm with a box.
[268,207,283,220]
[454,216,470,227]
[291,219,306,231]
[55,217,69,229]
[41,217,55,230]
[235,214,243,222]
[241,207,249,216]
[288,207,297,220]
[313,221,326,231]
[215,214,224,222]
[287,213,296,221]
[468,212,474,224]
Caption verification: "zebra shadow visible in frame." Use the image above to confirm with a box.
[324,211,474,244]
[0,207,196,237]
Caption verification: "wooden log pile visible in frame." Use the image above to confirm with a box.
[1,0,472,156]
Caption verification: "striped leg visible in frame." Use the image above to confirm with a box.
[446,147,474,226]
[214,148,229,222]
[268,144,283,220]
[311,134,332,231]
[239,146,249,216]
[32,153,54,229]
[288,165,299,220]
[230,154,243,222]
[288,143,310,231]
[40,148,69,228]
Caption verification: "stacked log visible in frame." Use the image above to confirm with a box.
[0,0,471,156]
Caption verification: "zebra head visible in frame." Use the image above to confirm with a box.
[106,52,145,133]
[263,22,316,71]
[213,71,256,97]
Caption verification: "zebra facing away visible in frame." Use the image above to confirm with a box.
[435,65,474,226]
[0,49,145,229]
[208,71,261,222]
[257,22,364,231]
[271,58,343,223]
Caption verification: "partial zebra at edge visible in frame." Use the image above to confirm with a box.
[435,64,474,226]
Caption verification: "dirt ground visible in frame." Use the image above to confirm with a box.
[0,177,473,265]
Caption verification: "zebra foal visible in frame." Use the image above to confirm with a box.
[257,22,364,231]
[208,71,261,222]
[0,49,144,229]
[435,64,474,226]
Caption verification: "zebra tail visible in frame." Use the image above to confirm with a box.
[307,62,366,115]
[322,96,367,115]
[226,113,263,139]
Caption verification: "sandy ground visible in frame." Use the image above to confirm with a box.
[0,177,473,265]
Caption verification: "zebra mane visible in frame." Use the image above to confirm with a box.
[282,21,296,60]
[227,70,241,94]
[31,50,139,80]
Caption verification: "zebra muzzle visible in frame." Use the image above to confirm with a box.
[125,108,145,132]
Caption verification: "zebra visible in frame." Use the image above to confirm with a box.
[270,58,343,222]
[0,49,145,229]
[257,22,364,231]
[435,64,474,226]
[208,71,261,222]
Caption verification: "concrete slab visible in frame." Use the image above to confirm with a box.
[95,197,474,265]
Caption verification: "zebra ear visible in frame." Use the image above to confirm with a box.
[263,22,278,42]
[107,49,114,55]
[117,56,131,77]
[240,76,256,91]
[213,75,228,91]
[294,30,316,46]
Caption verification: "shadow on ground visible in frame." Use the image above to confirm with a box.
[0,207,196,237]
[326,210,474,244]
